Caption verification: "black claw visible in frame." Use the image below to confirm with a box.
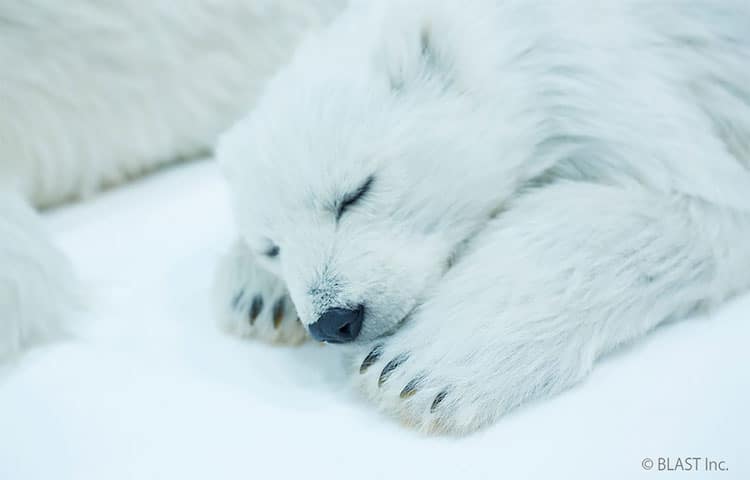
[430,390,448,413]
[272,299,285,329]
[249,295,263,325]
[378,354,408,387]
[400,376,424,399]
[231,291,244,310]
[359,345,383,374]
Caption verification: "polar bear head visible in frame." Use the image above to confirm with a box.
[218,2,524,342]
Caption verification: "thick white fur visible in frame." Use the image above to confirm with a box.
[0,192,78,353]
[0,0,343,357]
[217,0,750,433]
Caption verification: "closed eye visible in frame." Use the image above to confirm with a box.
[337,176,374,221]
[264,244,280,258]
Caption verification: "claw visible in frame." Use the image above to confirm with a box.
[231,291,244,310]
[359,345,383,374]
[400,376,424,399]
[378,354,408,387]
[272,299,285,329]
[249,295,263,324]
[430,390,448,413]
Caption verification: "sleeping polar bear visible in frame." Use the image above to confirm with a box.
[215,0,750,433]
[2,0,749,436]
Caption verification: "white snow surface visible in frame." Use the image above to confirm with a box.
[1,160,747,480]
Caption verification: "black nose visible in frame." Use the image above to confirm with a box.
[308,306,364,343]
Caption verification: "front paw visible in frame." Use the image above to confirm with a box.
[213,240,307,345]
[351,324,483,434]
[351,307,590,434]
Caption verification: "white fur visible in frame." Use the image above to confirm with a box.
[217,0,750,433]
[0,0,344,358]
[0,191,79,355]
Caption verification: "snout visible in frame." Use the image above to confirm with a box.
[308,305,364,343]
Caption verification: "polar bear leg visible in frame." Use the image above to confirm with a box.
[350,182,750,433]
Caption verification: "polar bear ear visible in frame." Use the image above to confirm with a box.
[377,17,454,94]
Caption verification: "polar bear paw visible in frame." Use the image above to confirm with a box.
[349,288,591,435]
[213,240,307,345]
[350,325,498,435]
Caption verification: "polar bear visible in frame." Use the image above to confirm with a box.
[0,0,344,357]
[215,0,750,433]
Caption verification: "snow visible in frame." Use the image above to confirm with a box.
[1,160,747,480]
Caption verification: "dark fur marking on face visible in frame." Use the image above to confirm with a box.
[420,27,437,67]
[390,26,452,94]
[336,175,374,221]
